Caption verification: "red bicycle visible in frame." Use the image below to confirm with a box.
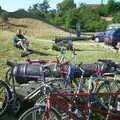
[18,87,120,120]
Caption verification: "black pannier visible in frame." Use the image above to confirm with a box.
[81,63,98,77]
[96,59,116,73]
[73,59,116,77]
[11,64,44,84]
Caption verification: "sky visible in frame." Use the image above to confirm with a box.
[0,0,115,12]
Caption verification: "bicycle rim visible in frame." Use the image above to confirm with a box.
[18,105,61,120]
[5,68,12,85]
[0,80,10,116]
[91,80,120,119]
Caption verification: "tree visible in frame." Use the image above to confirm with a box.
[28,4,45,17]
[57,0,76,13]
[65,9,78,29]
[96,5,108,16]
[39,0,50,14]
[54,0,76,27]
[114,2,120,12]
[28,0,50,18]
[107,0,116,14]
[112,12,120,23]
[28,0,114,32]
[46,9,57,23]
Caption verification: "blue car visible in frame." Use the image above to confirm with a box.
[104,28,120,50]
[92,32,105,42]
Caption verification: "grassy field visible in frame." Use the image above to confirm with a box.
[0,30,120,80]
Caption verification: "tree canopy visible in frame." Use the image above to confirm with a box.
[27,0,120,32]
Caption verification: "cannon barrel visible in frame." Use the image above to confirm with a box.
[53,36,92,43]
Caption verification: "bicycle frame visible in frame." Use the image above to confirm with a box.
[24,47,69,64]
[45,91,120,120]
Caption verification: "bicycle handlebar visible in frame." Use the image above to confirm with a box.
[56,48,77,63]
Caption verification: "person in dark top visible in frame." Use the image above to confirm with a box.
[13,29,30,51]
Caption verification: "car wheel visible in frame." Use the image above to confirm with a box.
[116,42,120,49]
[95,37,100,42]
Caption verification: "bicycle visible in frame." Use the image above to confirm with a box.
[0,48,77,116]
[18,60,120,120]
[0,72,65,117]
[3,49,120,118]
[5,47,72,85]
[87,71,120,119]
[18,88,120,120]
[0,80,11,117]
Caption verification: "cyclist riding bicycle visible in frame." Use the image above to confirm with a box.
[13,29,31,52]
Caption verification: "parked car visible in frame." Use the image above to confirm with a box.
[106,24,120,30]
[104,28,120,50]
[92,32,105,42]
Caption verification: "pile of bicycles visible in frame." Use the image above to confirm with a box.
[0,48,120,120]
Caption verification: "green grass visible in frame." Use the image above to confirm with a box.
[0,102,3,108]
[0,30,120,80]
[74,42,120,64]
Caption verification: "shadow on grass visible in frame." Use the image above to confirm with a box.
[31,49,50,56]
[75,48,105,52]
[20,49,50,57]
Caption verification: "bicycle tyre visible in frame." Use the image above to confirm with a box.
[0,80,11,117]
[5,68,12,86]
[96,80,120,108]
[91,80,120,119]
[18,104,61,120]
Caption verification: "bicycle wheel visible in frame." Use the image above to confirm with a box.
[34,78,71,105]
[97,80,120,108]
[91,80,120,119]
[5,68,11,81]
[98,80,120,119]
[0,80,11,117]
[18,104,61,120]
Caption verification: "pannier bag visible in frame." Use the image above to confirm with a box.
[73,59,116,77]
[11,64,44,84]
[97,59,116,73]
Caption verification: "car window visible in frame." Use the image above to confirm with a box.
[104,29,115,36]
[114,30,120,37]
